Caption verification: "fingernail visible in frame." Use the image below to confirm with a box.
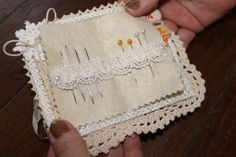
[50,120,70,138]
[124,0,140,10]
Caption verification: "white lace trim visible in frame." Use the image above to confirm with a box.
[56,2,124,24]
[27,60,55,125]
[13,21,46,62]
[79,39,194,136]
[80,87,192,136]
[51,42,166,89]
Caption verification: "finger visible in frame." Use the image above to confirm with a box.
[49,119,90,157]
[123,134,143,157]
[163,19,178,33]
[159,0,204,32]
[177,28,196,48]
[47,146,56,157]
[106,144,124,157]
[124,0,158,16]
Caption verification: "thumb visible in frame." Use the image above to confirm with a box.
[49,119,90,157]
[123,0,158,16]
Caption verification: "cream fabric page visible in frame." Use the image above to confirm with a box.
[38,12,183,126]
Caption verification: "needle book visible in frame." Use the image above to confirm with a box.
[3,2,206,156]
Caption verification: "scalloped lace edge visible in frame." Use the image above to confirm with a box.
[55,2,124,24]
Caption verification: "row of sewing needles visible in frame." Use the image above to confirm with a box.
[59,29,155,105]
[60,46,103,104]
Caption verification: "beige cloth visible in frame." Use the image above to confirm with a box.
[39,12,183,126]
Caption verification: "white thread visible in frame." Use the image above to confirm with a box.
[13,22,46,61]
[46,8,57,23]
[2,8,56,58]
[3,40,32,57]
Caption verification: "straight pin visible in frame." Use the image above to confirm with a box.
[141,29,148,44]
[127,39,133,49]
[85,48,103,98]
[134,32,142,46]
[135,31,155,77]
[117,40,137,83]
[117,40,124,52]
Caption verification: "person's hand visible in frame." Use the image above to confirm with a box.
[47,119,143,157]
[121,0,236,47]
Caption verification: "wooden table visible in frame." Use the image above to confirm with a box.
[0,0,235,157]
